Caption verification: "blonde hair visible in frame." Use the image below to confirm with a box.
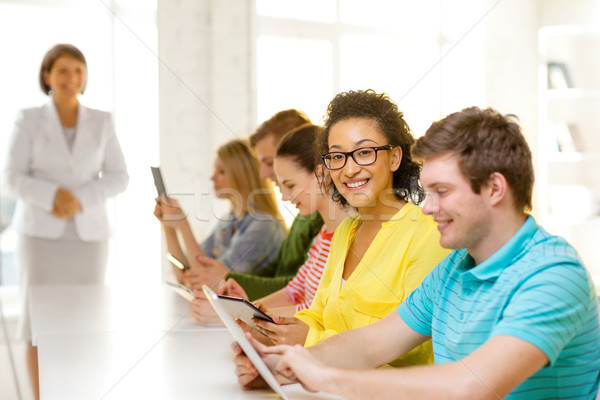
[217,139,286,229]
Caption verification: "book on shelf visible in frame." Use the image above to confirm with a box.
[547,61,573,89]
[548,121,583,153]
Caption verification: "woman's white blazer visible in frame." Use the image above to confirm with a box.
[3,101,129,241]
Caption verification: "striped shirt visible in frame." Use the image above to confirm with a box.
[398,216,600,399]
[281,226,333,312]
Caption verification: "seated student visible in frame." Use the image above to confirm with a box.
[154,139,286,284]
[192,110,324,295]
[235,107,600,399]
[247,90,449,361]
[191,124,350,331]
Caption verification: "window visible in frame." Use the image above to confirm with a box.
[255,0,486,136]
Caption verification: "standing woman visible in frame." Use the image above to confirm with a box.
[3,44,128,397]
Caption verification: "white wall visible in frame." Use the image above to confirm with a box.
[157,0,256,276]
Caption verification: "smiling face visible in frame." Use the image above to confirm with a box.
[420,153,491,253]
[211,157,230,197]
[44,56,86,100]
[274,156,322,217]
[327,117,400,211]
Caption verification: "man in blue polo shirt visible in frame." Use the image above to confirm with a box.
[234,107,600,399]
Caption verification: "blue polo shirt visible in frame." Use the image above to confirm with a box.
[398,216,600,399]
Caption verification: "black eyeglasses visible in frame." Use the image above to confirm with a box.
[321,145,395,170]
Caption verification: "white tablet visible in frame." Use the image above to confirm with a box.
[167,252,190,271]
[202,285,289,400]
[165,281,195,303]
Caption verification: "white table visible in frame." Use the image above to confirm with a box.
[30,284,343,399]
[29,284,203,345]
[37,329,343,399]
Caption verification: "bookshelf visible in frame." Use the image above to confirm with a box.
[538,25,600,282]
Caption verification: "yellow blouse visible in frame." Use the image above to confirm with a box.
[295,202,450,367]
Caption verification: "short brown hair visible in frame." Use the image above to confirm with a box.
[250,109,311,147]
[39,44,87,95]
[411,107,534,213]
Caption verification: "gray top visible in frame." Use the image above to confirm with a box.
[201,211,286,273]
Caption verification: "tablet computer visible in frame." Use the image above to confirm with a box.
[150,166,167,196]
[202,285,289,400]
[216,295,274,328]
[165,281,195,303]
[167,252,190,271]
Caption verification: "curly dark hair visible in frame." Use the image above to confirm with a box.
[316,89,425,206]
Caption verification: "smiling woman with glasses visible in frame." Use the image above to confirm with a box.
[296,90,450,362]
[234,90,450,387]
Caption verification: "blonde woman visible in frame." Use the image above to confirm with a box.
[154,139,286,287]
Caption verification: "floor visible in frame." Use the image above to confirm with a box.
[0,308,34,400]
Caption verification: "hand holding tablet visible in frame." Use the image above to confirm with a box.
[203,285,290,400]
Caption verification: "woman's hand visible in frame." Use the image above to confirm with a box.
[253,308,310,346]
[222,278,248,299]
[52,187,80,218]
[153,195,186,228]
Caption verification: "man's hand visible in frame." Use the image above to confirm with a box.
[233,340,268,389]
[232,332,296,389]
[181,268,206,290]
[263,344,329,393]
[190,288,224,326]
[52,187,80,218]
[253,313,309,346]
[196,255,230,288]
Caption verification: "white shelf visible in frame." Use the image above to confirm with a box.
[538,24,600,274]
[540,24,600,38]
[545,88,600,100]
[541,214,600,226]
[546,152,600,163]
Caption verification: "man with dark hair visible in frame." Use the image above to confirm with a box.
[234,107,600,399]
[194,109,323,301]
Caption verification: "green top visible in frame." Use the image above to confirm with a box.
[227,211,324,301]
